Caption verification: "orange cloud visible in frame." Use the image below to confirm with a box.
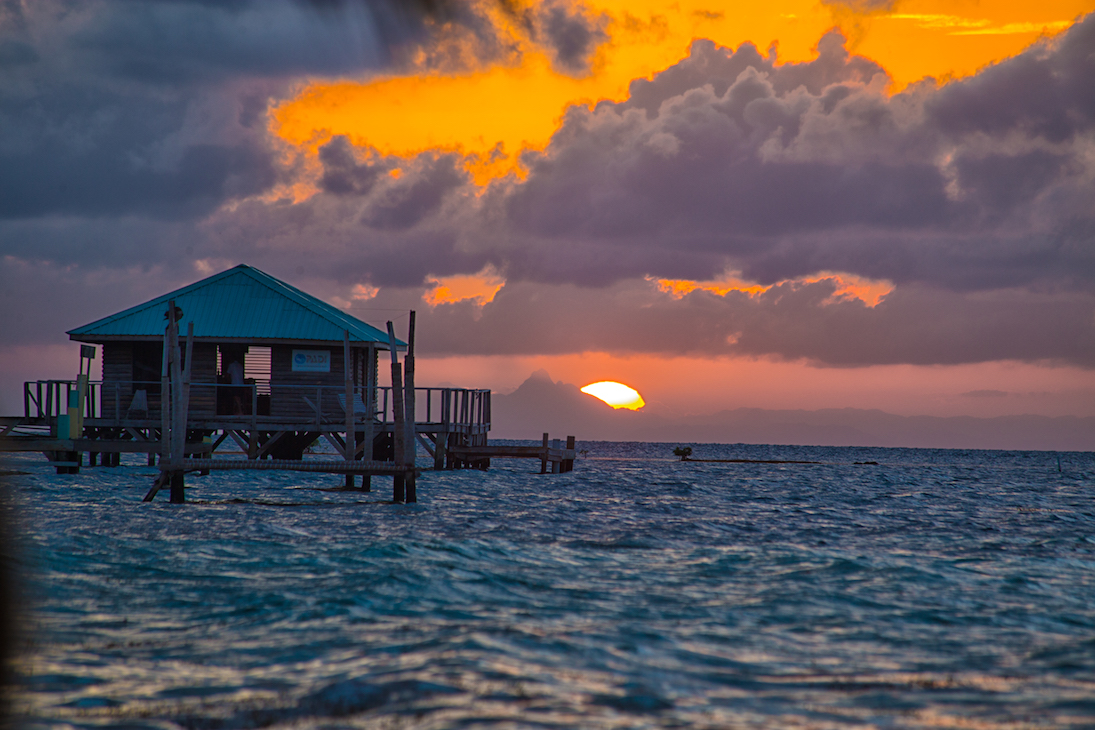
[424,265,506,307]
[651,271,894,307]
[352,283,380,301]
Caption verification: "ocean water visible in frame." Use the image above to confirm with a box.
[4,442,1095,729]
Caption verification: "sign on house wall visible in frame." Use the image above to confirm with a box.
[292,350,330,372]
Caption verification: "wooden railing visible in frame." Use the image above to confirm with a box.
[22,380,490,432]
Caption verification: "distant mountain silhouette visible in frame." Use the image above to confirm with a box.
[489,369,643,440]
[490,372,1095,451]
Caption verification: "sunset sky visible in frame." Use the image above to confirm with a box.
[1,0,1094,424]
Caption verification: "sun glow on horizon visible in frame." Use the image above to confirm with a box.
[581,381,646,410]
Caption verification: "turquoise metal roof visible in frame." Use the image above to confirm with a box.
[68,265,402,347]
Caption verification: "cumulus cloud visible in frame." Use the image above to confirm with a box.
[494,24,1095,293]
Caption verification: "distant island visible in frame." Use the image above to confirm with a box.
[490,371,1095,452]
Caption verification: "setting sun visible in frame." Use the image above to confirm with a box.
[581,381,646,410]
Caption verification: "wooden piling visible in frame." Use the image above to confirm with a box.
[404,311,417,503]
[158,302,172,476]
[541,432,549,474]
[387,321,406,503]
[145,305,192,502]
[343,329,355,489]
[434,388,449,470]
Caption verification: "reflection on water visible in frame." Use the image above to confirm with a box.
[5,443,1095,728]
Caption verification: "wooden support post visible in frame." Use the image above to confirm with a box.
[404,311,416,503]
[169,470,185,504]
[343,330,362,492]
[565,435,575,472]
[387,321,406,504]
[362,346,374,492]
[541,432,549,474]
[249,382,258,456]
[343,330,354,463]
[168,312,189,502]
[175,322,194,464]
[434,388,449,470]
[159,304,172,474]
[147,299,175,499]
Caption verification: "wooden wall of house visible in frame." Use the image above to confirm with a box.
[268,344,379,422]
[99,343,132,420]
[97,340,219,420]
[270,344,343,422]
[188,343,218,419]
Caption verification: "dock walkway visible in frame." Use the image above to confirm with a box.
[449,434,576,473]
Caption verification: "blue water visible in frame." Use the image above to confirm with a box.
[5,442,1095,729]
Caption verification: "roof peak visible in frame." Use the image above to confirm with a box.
[68,264,403,346]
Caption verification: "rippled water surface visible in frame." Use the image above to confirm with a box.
[5,442,1095,729]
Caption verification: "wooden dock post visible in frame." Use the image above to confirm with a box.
[564,435,575,472]
[143,304,192,503]
[157,305,172,482]
[343,330,354,489]
[168,320,193,503]
[434,388,449,470]
[541,433,549,474]
[404,311,416,503]
[361,362,374,492]
[387,321,406,503]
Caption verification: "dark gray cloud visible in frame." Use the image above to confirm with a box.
[200,149,483,286]
[530,0,608,75]
[318,136,390,196]
[395,0,608,76]
[927,17,1095,143]
[0,0,445,222]
[363,153,468,229]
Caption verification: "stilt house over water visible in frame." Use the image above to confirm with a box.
[3,264,579,494]
[7,264,491,471]
[68,264,399,430]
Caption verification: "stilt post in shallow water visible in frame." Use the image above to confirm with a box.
[343,329,355,490]
[404,311,417,503]
[144,303,191,503]
[387,321,406,504]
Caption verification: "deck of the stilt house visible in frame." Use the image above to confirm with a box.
[0,264,492,476]
[10,379,490,468]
